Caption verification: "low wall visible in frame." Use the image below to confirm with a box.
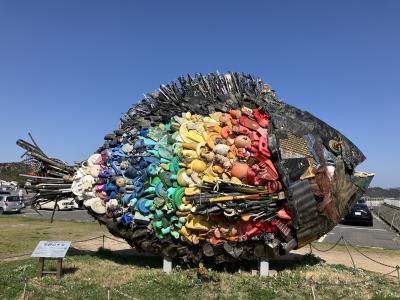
[376,204,400,233]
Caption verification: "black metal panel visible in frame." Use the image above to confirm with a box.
[288,180,322,247]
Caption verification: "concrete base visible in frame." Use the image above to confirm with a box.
[259,259,269,277]
[163,257,173,273]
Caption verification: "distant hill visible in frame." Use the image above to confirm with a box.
[365,187,400,198]
[0,162,33,185]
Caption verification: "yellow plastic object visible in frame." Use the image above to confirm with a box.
[213,125,222,133]
[178,203,193,211]
[179,225,191,238]
[200,151,214,162]
[182,143,197,150]
[190,172,203,185]
[202,116,218,124]
[196,142,206,156]
[187,130,205,143]
[203,119,219,132]
[195,123,205,133]
[185,214,211,231]
[222,173,231,181]
[206,132,219,149]
[160,163,169,171]
[230,176,242,184]
[202,174,217,184]
[190,159,207,173]
[179,226,200,244]
[176,210,190,217]
[179,122,192,143]
[177,169,190,187]
[300,157,315,180]
[205,165,218,177]
[212,165,224,174]
[210,112,222,122]
[185,112,192,120]
[228,151,236,159]
[182,150,198,159]
[184,187,200,195]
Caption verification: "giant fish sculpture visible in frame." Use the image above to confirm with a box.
[20,72,374,266]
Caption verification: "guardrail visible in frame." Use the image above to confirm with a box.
[384,199,400,209]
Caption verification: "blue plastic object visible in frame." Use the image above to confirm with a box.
[121,213,133,225]
[137,199,150,214]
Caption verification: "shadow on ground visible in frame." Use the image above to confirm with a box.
[67,246,323,272]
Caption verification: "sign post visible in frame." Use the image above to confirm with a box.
[31,241,71,279]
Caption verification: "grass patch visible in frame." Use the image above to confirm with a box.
[0,252,399,300]
[1,216,399,299]
[0,216,108,258]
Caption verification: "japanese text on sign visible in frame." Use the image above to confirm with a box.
[31,241,71,258]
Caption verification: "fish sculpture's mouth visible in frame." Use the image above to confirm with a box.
[23,72,374,265]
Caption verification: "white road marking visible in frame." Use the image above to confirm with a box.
[335,226,386,231]
[317,234,327,242]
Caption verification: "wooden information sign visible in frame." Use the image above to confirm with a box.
[31,241,71,279]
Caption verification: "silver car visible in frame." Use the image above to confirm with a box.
[0,195,23,214]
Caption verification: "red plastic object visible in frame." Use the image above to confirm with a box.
[247,145,258,153]
[276,219,291,237]
[234,147,250,159]
[253,109,269,128]
[257,128,268,138]
[230,109,242,119]
[246,167,257,185]
[258,136,271,157]
[277,209,292,220]
[209,236,223,245]
[267,181,282,193]
[257,158,279,181]
[245,220,276,238]
[221,126,233,139]
[239,116,260,131]
[247,131,260,141]
[233,125,250,135]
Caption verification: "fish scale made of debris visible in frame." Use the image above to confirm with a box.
[119,72,365,171]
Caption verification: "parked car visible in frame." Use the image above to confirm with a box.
[34,199,75,211]
[0,195,23,214]
[343,202,373,226]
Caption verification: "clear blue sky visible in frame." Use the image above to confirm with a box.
[0,1,399,188]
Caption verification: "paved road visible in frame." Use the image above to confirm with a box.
[318,214,400,249]
[14,207,97,222]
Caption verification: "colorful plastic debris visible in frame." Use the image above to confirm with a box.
[18,72,374,265]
